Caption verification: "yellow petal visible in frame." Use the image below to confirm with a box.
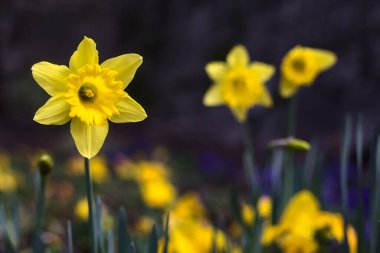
[110,95,147,123]
[101,54,142,89]
[230,106,248,123]
[279,78,299,99]
[227,45,249,67]
[308,48,337,71]
[70,118,109,159]
[347,225,357,253]
[69,36,99,71]
[32,62,70,96]
[205,62,227,81]
[250,62,275,82]
[203,84,224,106]
[257,88,273,107]
[33,95,71,125]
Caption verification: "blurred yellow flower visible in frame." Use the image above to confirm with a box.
[0,153,21,192]
[66,155,109,183]
[115,158,137,180]
[74,198,88,221]
[32,36,147,158]
[141,179,177,209]
[258,195,272,219]
[161,219,227,253]
[262,190,356,253]
[133,216,155,235]
[171,192,206,220]
[242,202,255,226]
[347,225,357,253]
[280,46,337,98]
[204,45,275,122]
[74,197,114,230]
[135,161,170,184]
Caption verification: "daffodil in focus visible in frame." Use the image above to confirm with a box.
[204,45,275,122]
[32,36,147,158]
[280,46,337,98]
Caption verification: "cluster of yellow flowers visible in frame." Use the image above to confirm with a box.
[0,153,21,192]
[159,192,228,253]
[116,159,177,208]
[204,45,336,122]
[262,190,357,253]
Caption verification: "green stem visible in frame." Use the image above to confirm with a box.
[287,96,297,137]
[33,174,47,253]
[239,121,260,201]
[85,158,97,253]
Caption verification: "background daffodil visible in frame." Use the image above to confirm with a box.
[280,45,337,98]
[32,36,147,158]
[204,45,275,122]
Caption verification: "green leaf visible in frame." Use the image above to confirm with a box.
[96,197,105,253]
[67,221,73,253]
[118,207,134,253]
[162,213,170,253]
[146,224,158,253]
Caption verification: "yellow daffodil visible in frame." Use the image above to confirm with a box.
[204,45,275,122]
[140,179,177,209]
[280,46,337,98]
[32,36,147,158]
[262,190,356,253]
[74,198,89,221]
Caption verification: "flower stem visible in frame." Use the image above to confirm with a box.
[239,121,260,201]
[287,96,297,137]
[85,157,98,253]
[33,174,47,253]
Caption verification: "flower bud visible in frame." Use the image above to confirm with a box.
[38,154,54,176]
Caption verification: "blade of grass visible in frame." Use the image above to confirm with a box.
[67,221,73,253]
[162,213,170,253]
[107,230,114,253]
[340,115,352,253]
[370,135,380,253]
[303,140,318,189]
[146,224,158,253]
[118,207,133,253]
[270,149,284,224]
[96,197,105,253]
[355,115,366,253]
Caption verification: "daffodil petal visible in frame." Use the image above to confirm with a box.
[230,106,248,123]
[280,78,299,99]
[250,62,275,82]
[101,54,142,89]
[33,95,71,125]
[32,62,70,96]
[308,48,337,71]
[70,118,109,159]
[69,36,99,71]
[205,62,227,81]
[110,96,147,123]
[203,84,224,106]
[227,45,249,67]
[258,88,273,107]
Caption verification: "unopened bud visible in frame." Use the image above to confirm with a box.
[38,154,54,176]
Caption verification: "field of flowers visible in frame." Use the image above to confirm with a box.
[0,1,378,253]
